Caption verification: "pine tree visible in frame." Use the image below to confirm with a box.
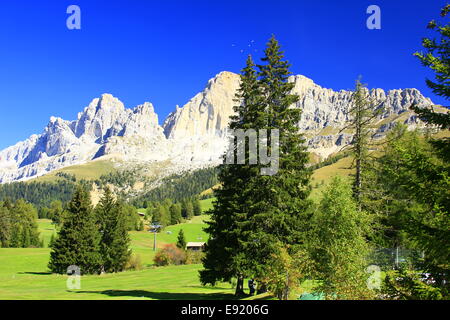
[96,187,131,273]
[176,229,186,250]
[48,186,102,275]
[200,54,262,295]
[411,4,449,129]
[192,198,202,216]
[245,35,312,287]
[169,203,182,225]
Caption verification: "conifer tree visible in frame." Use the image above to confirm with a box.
[345,80,382,207]
[245,36,312,287]
[411,4,449,129]
[96,187,131,273]
[0,203,11,248]
[48,186,102,275]
[192,198,202,216]
[152,204,170,227]
[201,54,262,295]
[182,200,194,220]
[170,203,182,225]
[176,229,186,250]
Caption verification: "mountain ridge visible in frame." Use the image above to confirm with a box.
[0,71,434,184]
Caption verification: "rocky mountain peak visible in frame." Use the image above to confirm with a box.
[0,72,435,183]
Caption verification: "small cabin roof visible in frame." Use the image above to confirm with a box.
[186,242,205,247]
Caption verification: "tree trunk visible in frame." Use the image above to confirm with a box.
[235,276,244,296]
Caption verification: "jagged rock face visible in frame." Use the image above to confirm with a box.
[0,94,165,183]
[0,71,433,183]
[163,71,241,139]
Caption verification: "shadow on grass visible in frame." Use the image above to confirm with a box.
[71,290,237,300]
[19,272,52,275]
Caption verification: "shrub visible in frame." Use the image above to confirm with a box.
[185,250,204,264]
[125,254,143,271]
[153,244,186,266]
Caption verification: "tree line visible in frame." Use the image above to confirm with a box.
[0,167,218,211]
[145,197,202,228]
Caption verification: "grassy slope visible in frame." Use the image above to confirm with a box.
[29,160,116,183]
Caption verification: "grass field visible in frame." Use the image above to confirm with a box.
[1,163,341,300]
[0,213,236,300]
[0,197,236,300]
[0,248,234,300]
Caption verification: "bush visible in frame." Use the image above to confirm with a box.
[185,250,204,264]
[125,254,143,271]
[153,244,186,266]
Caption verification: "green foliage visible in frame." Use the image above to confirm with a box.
[0,180,92,208]
[182,200,194,219]
[95,187,132,273]
[346,79,382,205]
[365,125,449,297]
[48,200,64,226]
[170,203,182,225]
[383,268,444,300]
[201,36,313,297]
[0,204,11,247]
[261,244,311,300]
[121,204,142,231]
[192,198,202,216]
[131,167,219,206]
[176,229,186,250]
[48,186,102,275]
[0,199,41,248]
[412,4,450,128]
[151,204,170,227]
[414,5,450,101]
[185,250,204,264]
[308,177,373,300]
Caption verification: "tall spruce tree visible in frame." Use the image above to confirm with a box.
[245,36,312,289]
[200,54,262,295]
[96,187,131,273]
[48,186,102,275]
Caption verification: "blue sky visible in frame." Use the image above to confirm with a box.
[0,0,447,150]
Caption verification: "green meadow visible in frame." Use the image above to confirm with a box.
[0,179,329,300]
[0,198,237,300]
